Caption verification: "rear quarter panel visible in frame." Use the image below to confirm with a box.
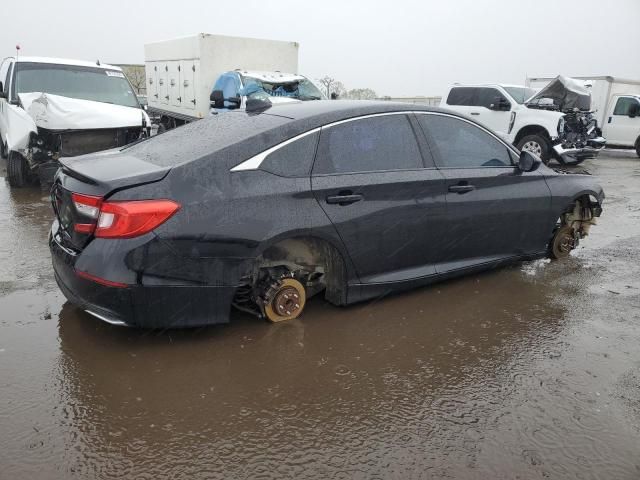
[108,162,358,288]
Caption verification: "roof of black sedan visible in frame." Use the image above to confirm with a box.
[124,100,448,169]
[260,99,441,121]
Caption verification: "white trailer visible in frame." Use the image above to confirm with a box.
[145,33,299,126]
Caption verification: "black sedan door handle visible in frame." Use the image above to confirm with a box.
[448,184,476,194]
[326,193,364,205]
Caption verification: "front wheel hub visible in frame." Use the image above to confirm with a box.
[264,278,306,322]
[522,140,542,157]
[551,226,577,259]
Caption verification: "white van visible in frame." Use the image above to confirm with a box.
[0,56,151,187]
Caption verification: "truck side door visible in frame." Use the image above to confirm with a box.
[603,96,640,146]
[443,87,477,119]
[472,87,512,134]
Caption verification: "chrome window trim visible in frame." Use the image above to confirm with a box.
[229,110,518,172]
[230,127,321,172]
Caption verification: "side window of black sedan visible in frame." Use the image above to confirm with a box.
[418,114,513,168]
[260,131,320,177]
[313,115,423,175]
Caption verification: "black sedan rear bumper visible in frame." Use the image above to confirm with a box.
[49,232,237,328]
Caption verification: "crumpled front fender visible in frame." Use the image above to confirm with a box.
[5,104,37,152]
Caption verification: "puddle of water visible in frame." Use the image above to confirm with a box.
[1,154,640,478]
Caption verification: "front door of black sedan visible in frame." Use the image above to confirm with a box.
[311,113,448,284]
[415,113,553,272]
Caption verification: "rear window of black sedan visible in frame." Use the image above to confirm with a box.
[124,112,290,168]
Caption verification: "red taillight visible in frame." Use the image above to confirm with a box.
[72,193,102,233]
[71,192,180,239]
[95,200,180,239]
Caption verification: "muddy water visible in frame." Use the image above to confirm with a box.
[1,152,640,479]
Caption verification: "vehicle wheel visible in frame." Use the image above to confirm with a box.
[517,134,551,164]
[635,138,640,158]
[550,225,577,259]
[263,277,307,322]
[7,152,29,188]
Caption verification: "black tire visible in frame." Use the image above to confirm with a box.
[7,152,29,188]
[516,134,551,164]
[635,138,640,158]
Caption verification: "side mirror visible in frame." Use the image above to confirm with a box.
[210,90,241,109]
[490,97,510,111]
[210,90,225,109]
[226,95,241,108]
[629,103,639,118]
[518,150,542,172]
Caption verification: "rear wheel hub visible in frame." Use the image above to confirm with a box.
[264,278,306,322]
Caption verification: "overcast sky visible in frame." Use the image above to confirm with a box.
[2,0,639,97]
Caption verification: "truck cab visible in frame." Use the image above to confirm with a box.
[210,70,324,111]
[0,56,150,187]
[602,94,640,155]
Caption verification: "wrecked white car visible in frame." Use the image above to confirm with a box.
[0,57,150,187]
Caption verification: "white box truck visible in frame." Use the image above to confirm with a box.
[144,33,300,129]
[527,76,640,156]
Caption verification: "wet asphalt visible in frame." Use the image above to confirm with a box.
[0,150,639,479]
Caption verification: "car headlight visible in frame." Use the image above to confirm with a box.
[557,117,565,135]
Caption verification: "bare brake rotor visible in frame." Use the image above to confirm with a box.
[551,226,577,259]
[263,277,306,322]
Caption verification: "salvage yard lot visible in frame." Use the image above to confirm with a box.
[0,150,639,478]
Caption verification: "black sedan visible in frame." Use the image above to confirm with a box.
[49,101,604,328]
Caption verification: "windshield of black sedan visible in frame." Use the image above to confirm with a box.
[504,87,536,104]
[241,76,324,100]
[13,62,140,108]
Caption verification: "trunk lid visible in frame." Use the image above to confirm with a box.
[52,149,171,251]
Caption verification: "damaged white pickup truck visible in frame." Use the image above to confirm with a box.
[0,57,150,187]
[442,76,606,165]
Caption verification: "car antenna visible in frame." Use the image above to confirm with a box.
[96,59,101,66]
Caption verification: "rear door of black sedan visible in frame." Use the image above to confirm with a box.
[416,113,552,272]
[310,113,448,284]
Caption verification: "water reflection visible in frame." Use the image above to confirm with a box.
[55,266,569,478]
